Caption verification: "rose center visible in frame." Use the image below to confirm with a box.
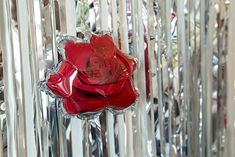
[85,56,110,78]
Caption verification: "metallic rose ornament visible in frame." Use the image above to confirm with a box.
[42,33,138,118]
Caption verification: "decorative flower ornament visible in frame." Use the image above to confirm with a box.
[43,34,138,118]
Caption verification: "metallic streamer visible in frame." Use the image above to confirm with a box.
[25,0,47,156]
[200,1,217,156]
[49,0,58,63]
[155,1,167,155]
[217,1,229,157]
[118,0,131,157]
[225,1,235,157]
[164,0,175,156]
[145,0,158,156]
[16,0,38,156]
[0,1,19,156]
[176,1,189,156]
[187,1,202,156]
[131,0,153,156]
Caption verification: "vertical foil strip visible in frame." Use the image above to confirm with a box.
[164,0,176,156]
[155,1,166,156]
[225,1,235,157]
[15,0,40,156]
[130,0,157,156]
[146,0,158,156]
[0,0,19,156]
[25,1,46,157]
[217,1,229,157]
[118,0,130,156]
[176,0,188,156]
[185,1,201,156]
[155,1,175,156]
[200,1,218,156]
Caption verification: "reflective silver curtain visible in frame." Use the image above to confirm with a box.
[0,0,234,157]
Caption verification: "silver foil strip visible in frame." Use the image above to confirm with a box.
[225,1,235,157]
[117,0,132,157]
[0,0,19,156]
[131,0,156,156]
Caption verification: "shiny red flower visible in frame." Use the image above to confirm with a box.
[46,34,138,115]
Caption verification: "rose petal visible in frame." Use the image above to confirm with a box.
[90,34,115,59]
[84,55,111,83]
[116,49,137,78]
[104,56,123,83]
[76,55,123,85]
[57,60,77,77]
[65,41,76,53]
[65,42,93,73]
[73,76,126,96]
[63,99,79,114]
[107,79,138,110]
[68,87,106,113]
[46,61,77,98]
[46,74,71,98]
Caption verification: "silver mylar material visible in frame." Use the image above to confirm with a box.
[131,0,156,156]
[225,1,235,157]
[16,0,37,154]
[117,0,131,157]
[176,1,189,156]
[155,2,166,156]
[145,0,158,156]
[154,0,230,157]
[17,0,51,156]
[217,1,229,157]
[200,0,216,156]
[0,1,19,156]
[1,0,235,157]
[200,1,208,156]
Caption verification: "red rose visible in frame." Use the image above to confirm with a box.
[46,34,138,115]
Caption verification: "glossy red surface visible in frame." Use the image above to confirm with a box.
[46,34,138,115]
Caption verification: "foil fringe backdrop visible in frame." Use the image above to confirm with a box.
[0,0,234,157]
